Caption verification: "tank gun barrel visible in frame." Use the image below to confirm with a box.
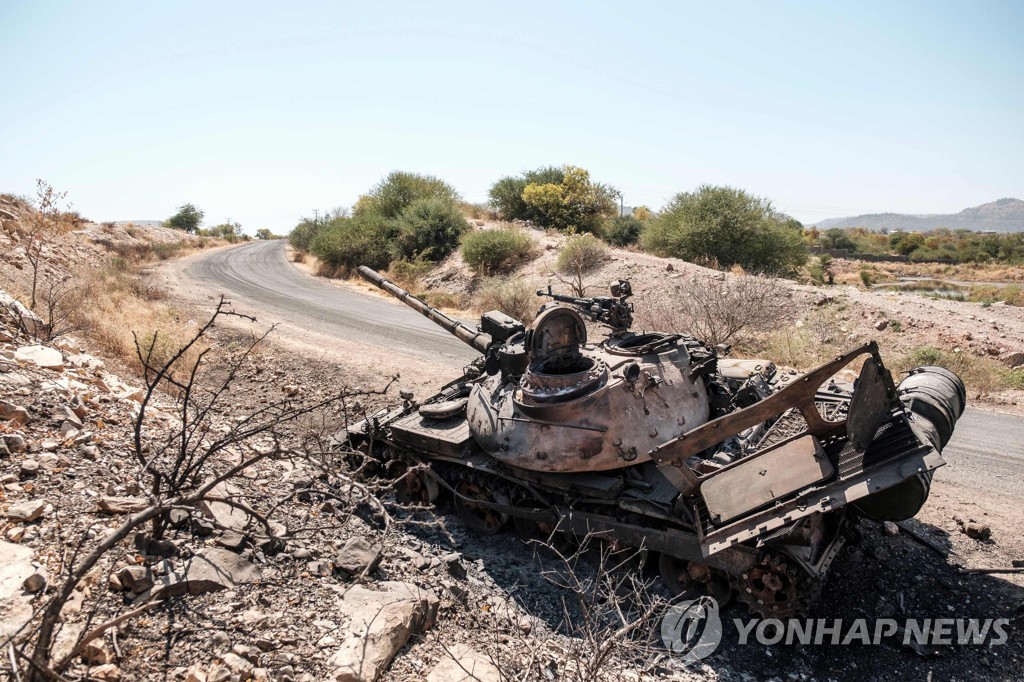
[357,266,492,353]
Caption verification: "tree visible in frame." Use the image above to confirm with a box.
[641,185,807,275]
[390,197,469,261]
[166,203,204,233]
[24,180,75,309]
[488,166,565,223]
[255,228,277,240]
[520,165,618,233]
[354,171,460,220]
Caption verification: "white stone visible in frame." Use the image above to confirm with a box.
[14,344,64,369]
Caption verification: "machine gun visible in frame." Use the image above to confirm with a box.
[536,279,634,331]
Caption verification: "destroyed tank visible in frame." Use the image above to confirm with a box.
[348,265,965,616]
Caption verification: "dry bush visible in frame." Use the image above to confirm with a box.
[891,346,1023,396]
[386,257,433,290]
[475,276,538,322]
[635,271,794,347]
[556,234,607,275]
[70,262,197,374]
[481,535,669,682]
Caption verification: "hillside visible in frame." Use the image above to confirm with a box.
[817,197,1024,232]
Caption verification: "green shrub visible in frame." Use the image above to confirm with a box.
[386,256,434,290]
[289,217,326,252]
[461,228,536,275]
[354,171,460,220]
[151,240,186,260]
[859,267,874,287]
[488,166,565,223]
[641,185,807,275]
[556,233,607,274]
[311,216,394,274]
[391,198,469,261]
[475,276,538,322]
[521,166,617,233]
[606,215,644,247]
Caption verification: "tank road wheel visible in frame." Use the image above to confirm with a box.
[511,497,575,555]
[658,553,697,598]
[393,462,439,506]
[455,479,510,535]
[660,555,733,605]
[735,550,815,618]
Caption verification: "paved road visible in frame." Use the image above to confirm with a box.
[183,239,478,368]
[183,240,1021,486]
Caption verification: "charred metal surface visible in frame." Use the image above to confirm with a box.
[352,266,966,617]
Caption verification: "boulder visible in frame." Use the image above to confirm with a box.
[0,541,35,641]
[3,434,26,452]
[426,644,501,682]
[327,581,439,682]
[14,344,64,370]
[116,566,154,594]
[999,351,1024,369]
[137,548,261,602]
[7,499,47,522]
[334,537,382,576]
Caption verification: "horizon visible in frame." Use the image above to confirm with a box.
[2,1,1021,233]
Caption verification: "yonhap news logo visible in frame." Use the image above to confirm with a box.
[661,596,1010,661]
[661,597,724,662]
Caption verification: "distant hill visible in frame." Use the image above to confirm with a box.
[816,198,1024,232]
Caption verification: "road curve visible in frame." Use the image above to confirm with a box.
[182,239,1021,491]
[183,239,478,368]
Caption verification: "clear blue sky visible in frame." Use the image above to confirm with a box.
[2,1,1021,233]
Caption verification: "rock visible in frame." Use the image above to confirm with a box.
[400,547,430,571]
[200,499,251,533]
[1000,351,1024,369]
[0,541,36,640]
[426,644,501,682]
[0,401,30,425]
[184,664,207,682]
[14,344,63,369]
[334,537,382,577]
[20,459,40,477]
[116,566,154,594]
[282,385,301,397]
[3,434,26,452]
[292,548,313,561]
[98,496,148,514]
[23,570,47,593]
[88,664,121,681]
[137,548,261,601]
[665,263,674,272]
[79,443,100,461]
[211,631,231,649]
[221,652,253,675]
[82,640,113,665]
[443,553,468,580]
[883,521,900,536]
[7,499,47,522]
[6,526,25,543]
[215,532,249,552]
[963,521,992,541]
[327,582,438,682]
[874,319,889,331]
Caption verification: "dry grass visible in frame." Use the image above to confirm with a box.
[70,260,206,374]
[474,276,538,322]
